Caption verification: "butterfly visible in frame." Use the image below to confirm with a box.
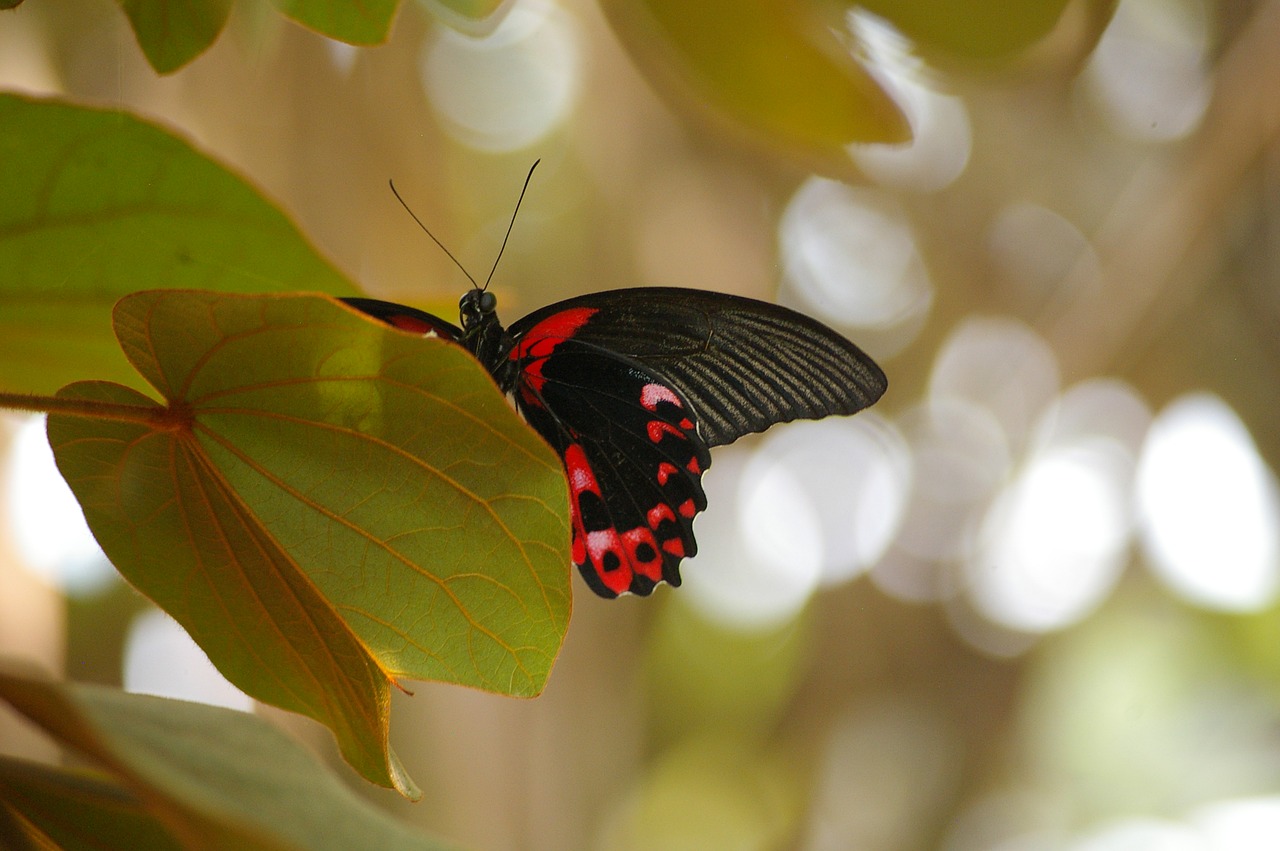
[343,286,886,598]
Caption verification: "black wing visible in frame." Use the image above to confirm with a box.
[506,287,887,447]
[340,297,464,340]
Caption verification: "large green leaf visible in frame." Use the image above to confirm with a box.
[0,663,454,849]
[601,0,910,162]
[46,290,571,794]
[0,95,355,397]
[116,0,234,73]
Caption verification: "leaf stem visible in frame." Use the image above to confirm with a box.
[0,391,181,428]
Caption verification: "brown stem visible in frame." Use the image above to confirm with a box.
[0,391,179,427]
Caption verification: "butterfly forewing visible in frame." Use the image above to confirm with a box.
[507,287,887,447]
[341,297,463,340]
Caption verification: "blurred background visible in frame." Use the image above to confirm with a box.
[3,0,1280,848]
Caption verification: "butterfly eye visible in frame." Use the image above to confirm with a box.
[478,291,498,313]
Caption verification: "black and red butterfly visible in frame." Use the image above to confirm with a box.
[344,286,886,598]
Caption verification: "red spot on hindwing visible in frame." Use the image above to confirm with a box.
[647,503,676,528]
[621,528,663,581]
[563,443,632,596]
[656,462,679,485]
[564,444,600,497]
[640,382,683,412]
[647,420,686,444]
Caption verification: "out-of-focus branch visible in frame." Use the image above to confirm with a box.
[1044,0,1280,377]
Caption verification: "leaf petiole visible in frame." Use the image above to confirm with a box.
[0,391,188,429]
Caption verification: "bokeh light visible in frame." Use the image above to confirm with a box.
[1190,796,1280,850]
[779,177,933,354]
[988,202,1101,303]
[750,415,910,587]
[971,442,1132,633]
[682,446,823,629]
[325,40,359,76]
[3,415,114,595]
[123,608,254,712]
[873,398,1011,603]
[848,10,973,192]
[929,317,1060,457]
[1136,394,1280,612]
[968,380,1149,633]
[421,0,582,152]
[1081,0,1211,141]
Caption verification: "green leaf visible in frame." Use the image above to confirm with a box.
[272,0,399,44]
[0,663,455,849]
[116,0,233,73]
[46,290,572,794]
[602,0,909,160]
[0,94,355,398]
[858,0,1114,61]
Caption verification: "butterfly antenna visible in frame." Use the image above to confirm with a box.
[482,159,540,292]
[388,179,479,290]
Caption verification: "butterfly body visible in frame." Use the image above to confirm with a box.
[344,287,886,598]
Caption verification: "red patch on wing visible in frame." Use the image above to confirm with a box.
[621,527,663,583]
[511,307,597,393]
[563,443,630,597]
[647,421,686,443]
[647,503,676,528]
[640,383,682,411]
[387,315,447,335]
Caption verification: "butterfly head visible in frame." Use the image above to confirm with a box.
[458,287,510,370]
[459,288,498,333]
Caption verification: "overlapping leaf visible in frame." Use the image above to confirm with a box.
[0,662,454,849]
[116,0,233,72]
[46,290,572,794]
[858,0,1116,61]
[271,0,399,45]
[0,94,354,397]
[603,0,910,162]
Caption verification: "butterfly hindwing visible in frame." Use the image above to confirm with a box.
[510,335,709,597]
